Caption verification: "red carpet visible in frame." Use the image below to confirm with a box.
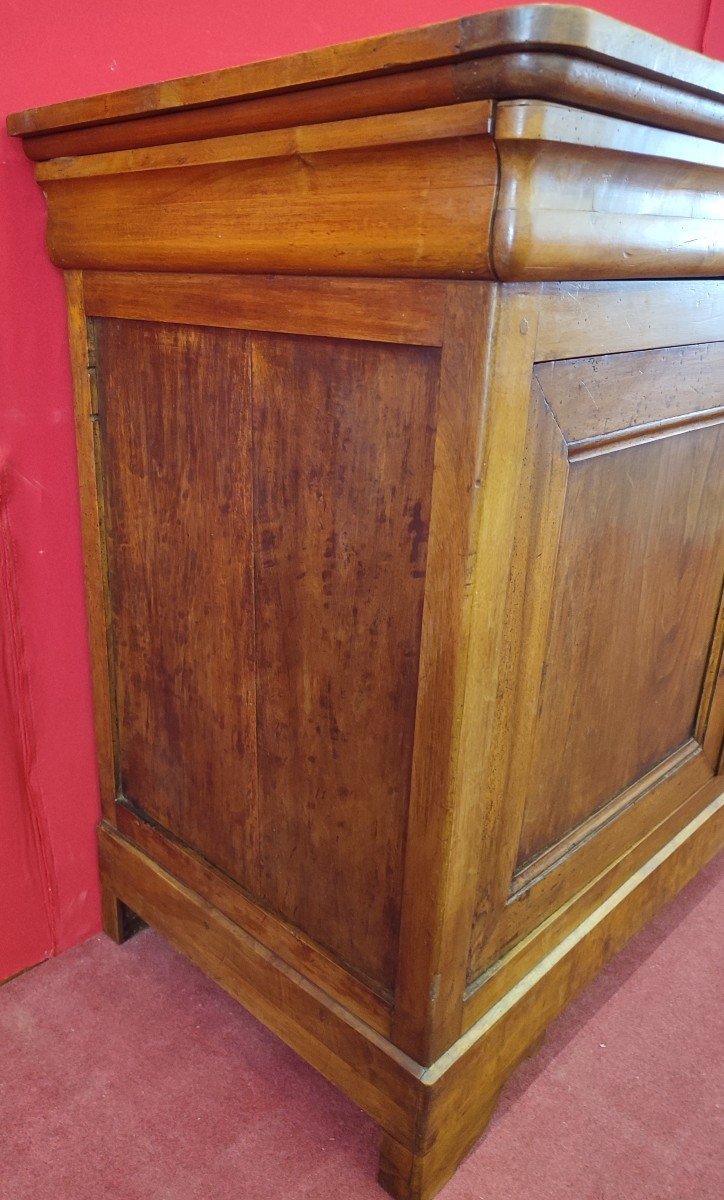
[1,852,722,1200]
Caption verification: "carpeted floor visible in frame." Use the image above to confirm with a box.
[1,851,722,1200]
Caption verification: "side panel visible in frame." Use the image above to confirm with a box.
[91,285,444,996]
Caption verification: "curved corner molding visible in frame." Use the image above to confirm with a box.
[6,3,724,283]
[491,100,724,281]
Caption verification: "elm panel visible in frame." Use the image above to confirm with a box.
[95,318,260,889]
[516,373,724,870]
[251,331,439,991]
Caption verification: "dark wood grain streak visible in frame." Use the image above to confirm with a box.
[251,331,439,990]
[95,319,261,891]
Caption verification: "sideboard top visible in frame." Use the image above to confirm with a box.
[7,4,724,144]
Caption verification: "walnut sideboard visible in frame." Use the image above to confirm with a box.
[9,7,724,1197]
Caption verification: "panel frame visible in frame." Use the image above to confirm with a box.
[70,269,474,1035]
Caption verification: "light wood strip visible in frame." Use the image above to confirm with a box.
[463,773,723,1027]
[531,280,724,362]
[473,752,712,976]
[64,272,117,824]
[83,272,448,346]
[36,101,492,181]
[496,100,724,170]
[432,785,724,1098]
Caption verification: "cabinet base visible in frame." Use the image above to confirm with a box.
[98,784,724,1200]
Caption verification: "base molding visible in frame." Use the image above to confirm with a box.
[99,783,724,1200]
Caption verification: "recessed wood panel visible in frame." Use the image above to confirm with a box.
[468,329,724,985]
[516,421,724,867]
[95,318,260,888]
[251,332,439,991]
[96,315,439,993]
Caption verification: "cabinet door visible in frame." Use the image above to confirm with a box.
[468,290,724,983]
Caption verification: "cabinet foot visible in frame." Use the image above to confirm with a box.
[377,1089,500,1200]
[102,882,145,944]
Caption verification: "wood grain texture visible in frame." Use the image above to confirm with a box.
[99,823,424,1144]
[100,755,724,1200]
[394,784,724,1200]
[115,802,392,1032]
[42,134,497,277]
[95,319,261,891]
[35,101,493,180]
[64,273,117,824]
[8,5,724,137]
[251,331,439,991]
[493,101,724,280]
[531,280,724,361]
[517,386,724,867]
[391,284,498,1063]
[467,330,724,983]
[15,51,724,163]
[82,271,448,347]
[462,767,720,1030]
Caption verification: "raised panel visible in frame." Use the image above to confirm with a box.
[517,420,724,866]
[468,336,724,980]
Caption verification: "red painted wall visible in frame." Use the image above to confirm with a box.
[0,0,719,982]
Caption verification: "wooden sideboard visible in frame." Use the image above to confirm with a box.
[9,7,724,1197]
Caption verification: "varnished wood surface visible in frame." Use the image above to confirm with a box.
[8,5,724,138]
[35,101,493,180]
[462,768,719,1029]
[83,271,448,347]
[99,780,724,1200]
[98,823,424,1145]
[14,9,724,1194]
[97,313,441,992]
[67,270,724,1200]
[41,128,497,278]
[251,331,439,991]
[29,95,724,281]
[493,101,724,280]
[465,302,724,983]
[15,52,724,163]
[64,273,117,824]
[518,393,723,864]
[391,285,498,1063]
[96,319,261,890]
[530,279,724,361]
[115,802,393,1032]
